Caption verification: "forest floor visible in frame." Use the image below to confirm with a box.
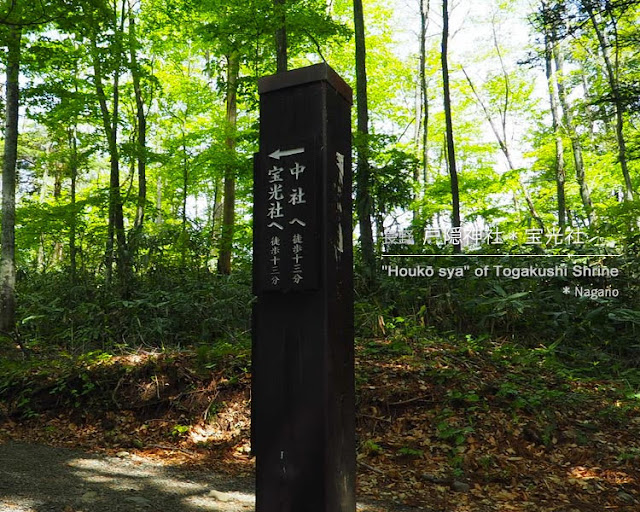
[1,334,639,511]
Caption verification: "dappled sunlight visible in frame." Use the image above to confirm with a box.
[183,490,255,510]
[2,447,258,511]
[190,422,226,443]
[0,497,43,512]
[598,469,637,486]
[75,473,116,484]
[568,465,602,481]
[68,456,162,477]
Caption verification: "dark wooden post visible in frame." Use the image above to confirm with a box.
[252,63,355,512]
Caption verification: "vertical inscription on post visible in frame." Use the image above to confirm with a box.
[256,144,317,291]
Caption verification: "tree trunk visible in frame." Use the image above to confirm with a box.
[585,2,633,200]
[217,51,240,275]
[544,34,566,229]
[91,29,128,288]
[274,0,287,72]
[419,0,430,185]
[553,42,594,224]
[181,133,189,236]
[69,128,78,284]
[156,176,163,224]
[212,175,224,243]
[0,25,21,335]
[113,4,129,290]
[129,8,147,230]
[353,0,376,277]
[441,0,461,251]
[37,165,50,271]
[412,0,430,230]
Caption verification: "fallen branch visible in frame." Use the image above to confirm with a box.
[388,395,433,407]
[111,375,125,409]
[358,413,392,423]
[358,461,384,475]
[149,444,198,456]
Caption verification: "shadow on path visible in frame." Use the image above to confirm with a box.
[0,442,429,512]
[0,441,255,512]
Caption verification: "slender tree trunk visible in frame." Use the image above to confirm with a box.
[419,0,430,185]
[545,34,566,229]
[69,128,78,284]
[91,30,128,288]
[113,5,129,290]
[274,0,287,72]
[217,51,239,275]
[441,0,461,251]
[411,79,421,226]
[37,165,50,271]
[0,25,21,335]
[69,52,81,284]
[129,9,147,230]
[584,2,633,200]
[205,52,224,248]
[412,0,430,230]
[353,0,376,277]
[553,42,594,223]
[181,133,189,235]
[52,161,64,265]
[212,175,224,243]
[156,176,162,224]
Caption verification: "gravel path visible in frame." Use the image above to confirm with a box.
[0,442,428,512]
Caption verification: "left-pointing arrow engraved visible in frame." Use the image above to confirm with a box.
[269,147,305,160]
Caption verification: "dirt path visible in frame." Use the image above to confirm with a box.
[0,441,255,512]
[0,442,426,512]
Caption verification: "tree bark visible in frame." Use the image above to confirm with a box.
[419,0,430,185]
[274,0,287,72]
[217,51,240,275]
[91,28,128,288]
[353,0,376,277]
[181,132,189,237]
[156,176,162,224]
[544,33,566,229]
[212,175,224,244]
[441,0,461,252]
[129,7,147,230]
[0,25,21,335]
[553,42,594,224]
[584,1,633,200]
[68,128,78,284]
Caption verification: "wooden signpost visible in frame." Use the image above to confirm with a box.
[252,63,355,512]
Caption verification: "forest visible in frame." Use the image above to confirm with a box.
[1,0,640,510]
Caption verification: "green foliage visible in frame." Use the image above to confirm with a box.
[397,446,424,458]
[436,417,474,447]
[616,448,640,464]
[171,424,190,437]
[361,439,384,456]
[359,242,640,365]
[16,268,253,353]
[0,350,116,417]
[361,338,413,357]
[195,338,251,373]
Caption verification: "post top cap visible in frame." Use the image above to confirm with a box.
[258,63,352,104]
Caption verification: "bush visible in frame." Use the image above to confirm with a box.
[16,267,254,354]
